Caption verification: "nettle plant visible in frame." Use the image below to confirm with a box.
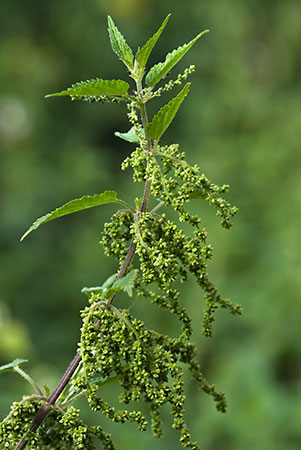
[0,15,241,450]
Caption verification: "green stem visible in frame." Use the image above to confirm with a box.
[115,199,136,212]
[155,150,186,166]
[60,389,86,408]
[14,367,43,397]
[136,80,153,155]
[150,201,165,214]
[134,211,150,250]
[136,79,153,213]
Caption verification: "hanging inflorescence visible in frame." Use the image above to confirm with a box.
[75,305,228,449]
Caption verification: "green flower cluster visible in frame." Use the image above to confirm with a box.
[73,306,227,449]
[123,142,238,228]
[106,141,241,337]
[133,213,241,337]
[96,128,241,446]
[0,402,108,449]
[100,211,134,268]
[146,65,196,100]
[0,400,41,449]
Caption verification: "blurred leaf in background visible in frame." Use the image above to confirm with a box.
[0,0,300,449]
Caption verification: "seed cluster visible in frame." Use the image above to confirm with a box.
[74,306,227,449]
[0,401,108,449]
[145,65,196,100]
[91,126,241,447]
[100,211,133,268]
[133,213,241,337]
[110,141,241,337]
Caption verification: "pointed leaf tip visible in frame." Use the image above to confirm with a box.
[147,83,191,141]
[146,29,209,88]
[134,14,171,78]
[107,15,134,70]
[20,191,118,241]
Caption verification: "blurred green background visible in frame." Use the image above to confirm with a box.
[1,0,300,449]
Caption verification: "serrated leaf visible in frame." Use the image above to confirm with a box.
[101,274,118,290]
[114,269,138,296]
[82,270,138,298]
[21,191,117,241]
[147,83,190,141]
[145,29,209,87]
[108,16,134,70]
[0,359,28,373]
[45,79,129,99]
[135,14,171,77]
[115,126,145,143]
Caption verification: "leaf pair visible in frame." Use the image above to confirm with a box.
[45,16,169,100]
[108,14,171,80]
[108,14,208,87]
[46,15,208,100]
